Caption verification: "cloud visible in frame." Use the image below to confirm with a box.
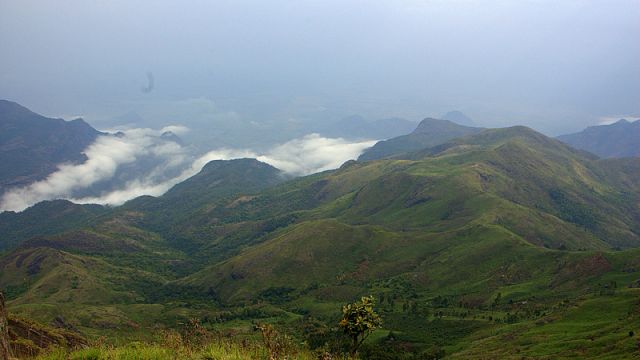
[257,134,375,176]
[1,135,141,211]
[0,131,376,212]
[0,127,189,211]
[71,148,258,206]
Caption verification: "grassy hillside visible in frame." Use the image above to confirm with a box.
[1,127,640,358]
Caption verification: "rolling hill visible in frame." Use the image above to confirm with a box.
[1,127,639,358]
[557,119,640,158]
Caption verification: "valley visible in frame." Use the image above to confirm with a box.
[2,125,639,358]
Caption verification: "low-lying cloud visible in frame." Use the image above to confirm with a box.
[257,135,376,175]
[0,130,375,212]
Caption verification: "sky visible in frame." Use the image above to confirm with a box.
[0,0,638,136]
[0,0,639,211]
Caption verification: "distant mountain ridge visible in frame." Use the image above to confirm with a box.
[557,119,640,158]
[358,117,484,160]
[0,100,102,193]
[441,110,476,126]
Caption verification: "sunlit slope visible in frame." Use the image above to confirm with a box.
[181,127,640,302]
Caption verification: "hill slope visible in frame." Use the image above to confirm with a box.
[0,100,102,193]
[1,127,640,358]
[557,119,640,158]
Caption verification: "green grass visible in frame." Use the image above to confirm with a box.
[35,335,321,360]
[4,126,640,358]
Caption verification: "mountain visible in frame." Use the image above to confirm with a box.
[0,100,102,193]
[124,158,286,252]
[1,127,640,358]
[441,110,476,126]
[557,119,640,158]
[0,200,108,252]
[358,118,484,160]
[315,115,418,140]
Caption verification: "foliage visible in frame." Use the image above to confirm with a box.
[339,296,383,355]
[3,126,640,358]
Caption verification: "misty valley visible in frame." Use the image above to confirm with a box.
[1,100,639,359]
[1,1,639,359]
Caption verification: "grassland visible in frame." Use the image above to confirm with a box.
[2,127,640,358]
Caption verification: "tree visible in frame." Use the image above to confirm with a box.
[339,295,382,356]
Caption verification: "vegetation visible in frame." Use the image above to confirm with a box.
[2,126,640,358]
[339,296,382,356]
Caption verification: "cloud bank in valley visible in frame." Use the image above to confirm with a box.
[0,130,376,212]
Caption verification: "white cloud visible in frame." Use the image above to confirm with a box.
[257,134,375,176]
[0,131,376,212]
[1,135,141,211]
[0,127,189,212]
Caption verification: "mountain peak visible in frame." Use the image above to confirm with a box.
[358,117,483,161]
[162,158,283,203]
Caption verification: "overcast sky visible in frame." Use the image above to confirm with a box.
[1,0,638,135]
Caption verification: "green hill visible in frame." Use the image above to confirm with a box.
[0,200,108,253]
[1,127,640,358]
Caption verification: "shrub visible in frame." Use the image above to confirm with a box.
[339,295,383,356]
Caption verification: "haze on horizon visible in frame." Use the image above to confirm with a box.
[1,0,639,139]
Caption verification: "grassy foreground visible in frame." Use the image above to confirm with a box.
[32,323,329,360]
[36,343,318,360]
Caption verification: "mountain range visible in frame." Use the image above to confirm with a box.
[557,119,640,158]
[1,120,639,358]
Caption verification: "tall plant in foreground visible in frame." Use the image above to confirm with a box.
[339,295,382,356]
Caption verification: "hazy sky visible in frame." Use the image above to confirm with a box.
[1,0,639,135]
